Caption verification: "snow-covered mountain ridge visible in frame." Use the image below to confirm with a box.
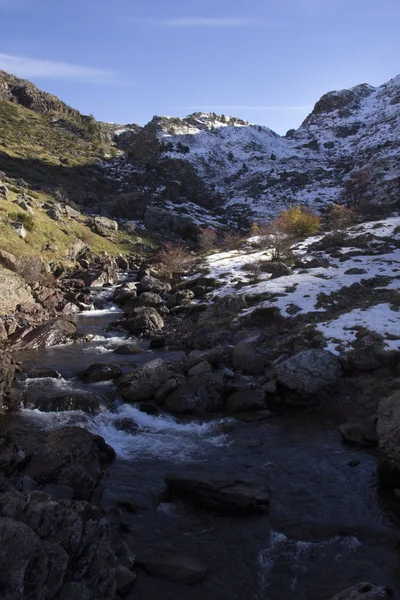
[112,75,400,227]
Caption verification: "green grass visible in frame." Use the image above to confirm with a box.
[0,190,157,265]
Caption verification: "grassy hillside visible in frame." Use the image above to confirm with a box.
[0,184,156,265]
[0,99,122,205]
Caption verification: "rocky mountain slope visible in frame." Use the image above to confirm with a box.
[1,70,400,233]
[116,75,400,227]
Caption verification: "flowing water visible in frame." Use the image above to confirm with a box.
[6,284,400,599]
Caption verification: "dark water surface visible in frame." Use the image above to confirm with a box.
[7,295,400,600]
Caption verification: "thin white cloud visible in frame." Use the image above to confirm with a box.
[0,53,117,83]
[137,17,268,28]
[183,105,312,111]
[0,0,29,7]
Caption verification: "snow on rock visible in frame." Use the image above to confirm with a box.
[202,216,400,353]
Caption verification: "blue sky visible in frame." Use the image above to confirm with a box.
[0,0,399,134]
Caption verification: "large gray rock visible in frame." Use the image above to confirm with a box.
[92,216,118,236]
[23,427,115,501]
[261,261,291,278]
[0,516,68,600]
[123,292,162,314]
[165,471,270,515]
[164,373,224,414]
[330,582,393,600]
[0,488,116,600]
[9,319,77,351]
[27,392,112,416]
[79,363,122,383]
[273,349,342,404]
[166,289,195,308]
[118,359,169,403]
[137,275,171,294]
[11,222,27,239]
[232,341,268,376]
[124,306,164,336]
[377,390,400,487]
[226,388,266,414]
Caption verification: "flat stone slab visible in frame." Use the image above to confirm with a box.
[165,471,270,515]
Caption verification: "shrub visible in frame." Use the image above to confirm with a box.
[222,230,244,250]
[157,242,191,279]
[326,204,356,236]
[259,215,293,260]
[198,228,217,252]
[8,211,35,232]
[342,170,371,207]
[278,205,320,238]
[259,206,320,259]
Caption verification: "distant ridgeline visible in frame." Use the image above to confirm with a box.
[1,69,400,231]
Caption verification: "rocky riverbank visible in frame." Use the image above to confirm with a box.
[2,223,400,598]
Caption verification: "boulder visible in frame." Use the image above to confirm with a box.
[0,250,19,272]
[166,289,195,308]
[165,471,270,515]
[330,583,393,600]
[232,341,268,376]
[23,427,115,501]
[25,367,60,379]
[0,183,9,198]
[302,257,330,269]
[46,207,61,221]
[339,422,377,446]
[11,222,27,239]
[164,373,224,414]
[0,489,116,600]
[124,307,164,336]
[188,360,212,377]
[0,516,68,600]
[123,292,162,314]
[137,275,171,294]
[27,392,112,416]
[226,388,267,414]
[9,319,77,351]
[113,283,137,306]
[116,255,129,271]
[77,268,119,288]
[154,379,179,404]
[273,349,342,404]
[377,391,400,487]
[118,359,169,403]
[137,552,208,584]
[79,363,122,383]
[69,238,89,260]
[92,216,118,236]
[113,418,139,434]
[262,261,291,278]
[346,337,385,371]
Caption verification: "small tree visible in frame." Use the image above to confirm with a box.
[260,215,293,260]
[260,206,320,260]
[198,227,217,252]
[326,204,356,237]
[279,205,320,237]
[157,242,191,279]
[222,229,243,250]
[342,170,371,207]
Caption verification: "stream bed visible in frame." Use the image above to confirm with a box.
[6,288,400,599]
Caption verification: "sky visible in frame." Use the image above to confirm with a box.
[0,0,399,134]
